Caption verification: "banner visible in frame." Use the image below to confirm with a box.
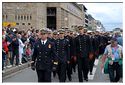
[2,22,16,27]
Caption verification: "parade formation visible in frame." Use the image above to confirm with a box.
[2,24,123,82]
[2,2,123,83]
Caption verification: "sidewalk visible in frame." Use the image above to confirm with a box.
[2,62,31,80]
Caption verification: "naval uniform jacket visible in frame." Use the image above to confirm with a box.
[75,34,90,58]
[56,38,70,63]
[32,39,58,71]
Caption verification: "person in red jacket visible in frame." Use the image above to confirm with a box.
[25,44,32,61]
[2,35,8,70]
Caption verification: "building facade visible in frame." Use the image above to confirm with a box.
[3,2,86,31]
[3,3,47,30]
[88,14,105,32]
[82,5,88,27]
[88,14,97,31]
[96,20,105,32]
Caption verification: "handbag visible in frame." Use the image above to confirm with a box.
[118,58,122,65]
[104,58,112,74]
[104,58,109,74]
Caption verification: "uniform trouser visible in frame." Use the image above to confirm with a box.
[53,71,56,77]
[108,62,121,82]
[71,57,77,73]
[77,57,89,82]
[89,57,95,73]
[72,62,76,73]
[11,50,19,65]
[66,63,72,81]
[53,64,58,77]
[57,62,67,82]
[95,50,99,58]
[36,69,51,82]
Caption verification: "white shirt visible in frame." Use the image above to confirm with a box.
[41,39,47,45]
[18,39,25,54]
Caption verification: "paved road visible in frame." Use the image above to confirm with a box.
[2,59,122,83]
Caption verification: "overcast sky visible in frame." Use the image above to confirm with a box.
[81,3,123,31]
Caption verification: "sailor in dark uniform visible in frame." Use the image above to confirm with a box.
[88,32,96,75]
[69,30,77,74]
[47,29,53,41]
[64,29,73,81]
[75,26,90,82]
[31,29,58,82]
[56,29,70,82]
[94,32,100,58]
[51,30,58,78]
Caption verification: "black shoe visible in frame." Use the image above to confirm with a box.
[53,75,56,78]
[68,77,72,81]
[53,72,56,78]
[84,78,88,82]
[74,69,76,73]
[90,72,93,75]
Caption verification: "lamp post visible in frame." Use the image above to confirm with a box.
[64,17,68,28]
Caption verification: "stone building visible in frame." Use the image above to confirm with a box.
[88,14,97,31]
[2,2,87,31]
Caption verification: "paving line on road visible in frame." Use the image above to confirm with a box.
[88,67,96,80]
[94,59,99,66]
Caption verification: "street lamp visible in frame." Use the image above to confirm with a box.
[64,17,68,28]
[64,17,68,21]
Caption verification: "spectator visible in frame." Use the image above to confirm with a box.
[117,35,123,46]
[29,33,35,50]
[18,34,25,65]
[11,35,19,66]
[25,44,32,61]
[21,33,28,43]
[6,24,12,33]
[2,35,8,70]
[102,38,123,82]
[6,32,13,67]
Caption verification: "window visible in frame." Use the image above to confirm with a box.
[22,23,25,25]
[30,15,32,20]
[85,19,88,23]
[6,15,8,20]
[2,15,4,20]
[15,15,17,20]
[24,15,26,20]
[27,15,29,20]
[21,15,23,20]
[16,23,19,25]
[28,23,31,25]
[47,8,56,16]
[18,15,20,20]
